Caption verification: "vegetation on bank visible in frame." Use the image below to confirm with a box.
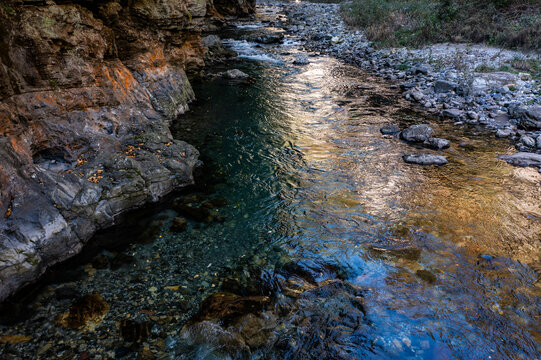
[341,0,541,51]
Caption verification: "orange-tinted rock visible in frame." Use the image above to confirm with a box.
[0,0,253,301]
[56,293,109,330]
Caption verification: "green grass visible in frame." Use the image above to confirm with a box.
[341,0,541,51]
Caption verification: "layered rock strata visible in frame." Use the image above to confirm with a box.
[0,0,254,300]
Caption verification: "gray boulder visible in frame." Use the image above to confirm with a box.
[434,80,457,94]
[499,152,541,169]
[520,135,536,148]
[220,69,250,79]
[441,108,464,119]
[514,105,541,130]
[496,129,514,138]
[403,154,448,166]
[537,135,541,149]
[400,124,433,142]
[254,32,284,44]
[424,137,450,150]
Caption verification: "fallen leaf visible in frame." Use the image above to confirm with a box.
[0,334,31,344]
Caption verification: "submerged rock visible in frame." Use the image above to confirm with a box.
[190,292,271,326]
[119,318,151,342]
[56,293,109,330]
[219,69,250,79]
[424,137,451,150]
[170,217,188,232]
[403,154,448,165]
[380,124,400,135]
[400,124,433,142]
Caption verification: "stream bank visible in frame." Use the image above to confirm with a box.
[1,1,541,359]
[283,1,541,169]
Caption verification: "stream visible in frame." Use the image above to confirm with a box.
[1,2,541,360]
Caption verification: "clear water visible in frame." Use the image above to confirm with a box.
[1,3,541,360]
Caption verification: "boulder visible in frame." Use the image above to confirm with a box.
[520,136,536,148]
[220,69,250,79]
[514,105,541,130]
[496,129,514,138]
[498,152,541,169]
[400,124,433,142]
[423,137,450,150]
[402,154,448,166]
[253,33,284,44]
[441,108,464,119]
[433,80,457,93]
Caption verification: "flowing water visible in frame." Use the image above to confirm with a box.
[1,3,541,360]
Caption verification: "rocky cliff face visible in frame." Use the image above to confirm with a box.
[0,0,254,301]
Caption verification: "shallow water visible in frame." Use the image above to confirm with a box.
[1,3,541,360]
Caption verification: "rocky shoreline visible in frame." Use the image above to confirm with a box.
[280,1,541,170]
[0,0,254,301]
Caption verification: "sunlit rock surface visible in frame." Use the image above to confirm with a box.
[0,0,254,300]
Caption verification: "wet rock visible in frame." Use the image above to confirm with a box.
[380,124,400,135]
[119,318,152,342]
[537,135,541,149]
[253,32,284,44]
[191,292,271,326]
[0,0,208,300]
[400,124,433,142]
[170,217,188,233]
[498,152,541,169]
[56,293,109,330]
[369,246,422,261]
[238,313,277,348]
[403,154,448,166]
[173,203,211,222]
[423,137,450,150]
[293,55,310,65]
[416,269,437,284]
[178,321,250,358]
[203,35,237,64]
[137,348,156,360]
[218,69,250,80]
[434,80,457,93]
[111,253,136,269]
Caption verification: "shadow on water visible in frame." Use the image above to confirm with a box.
[1,3,541,360]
